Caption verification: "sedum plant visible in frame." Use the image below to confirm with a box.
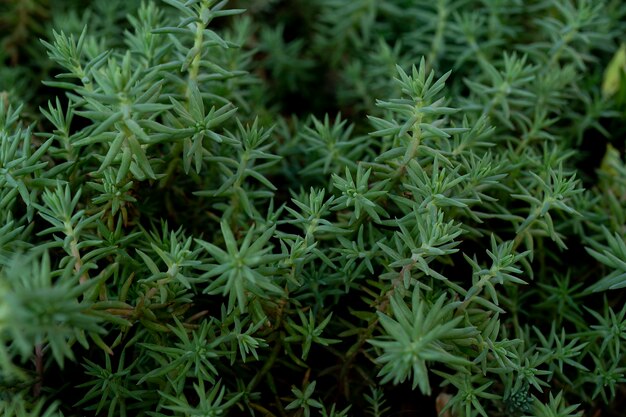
[1,0,626,416]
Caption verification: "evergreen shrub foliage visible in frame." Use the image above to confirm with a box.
[1,0,626,416]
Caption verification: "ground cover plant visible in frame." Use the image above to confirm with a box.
[2,0,626,416]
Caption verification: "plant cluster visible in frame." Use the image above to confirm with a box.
[1,0,626,416]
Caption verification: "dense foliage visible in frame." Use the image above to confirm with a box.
[2,0,626,416]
